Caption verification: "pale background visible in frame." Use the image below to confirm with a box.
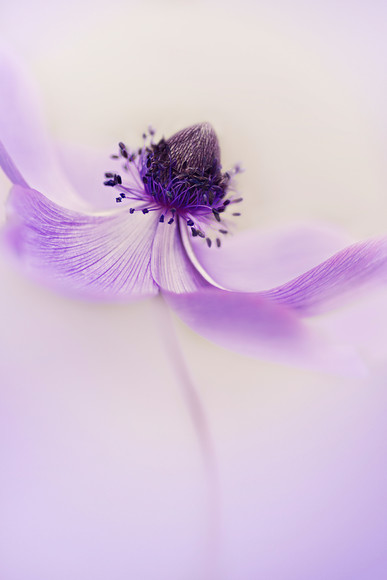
[1,1,387,579]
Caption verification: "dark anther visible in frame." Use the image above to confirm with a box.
[233,197,243,203]
[142,133,147,139]
[159,214,165,223]
[138,148,142,154]
[219,229,228,234]
[116,174,122,184]
[187,219,194,226]
[142,208,149,214]
[115,197,122,203]
[168,217,174,224]
[197,231,205,238]
[206,238,212,248]
[223,199,231,206]
[212,209,221,222]
[119,142,128,158]
[232,212,241,216]
[191,228,198,237]
[104,179,116,187]
[111,154,119,159]
[216,238,221,248]
[129,208,135,214]
[120,193,126,198]
[148,126,155,136]
[105,172,114,178]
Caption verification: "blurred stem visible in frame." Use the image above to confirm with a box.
[154,295,221,580]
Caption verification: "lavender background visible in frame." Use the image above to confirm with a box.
[1,1,387,579]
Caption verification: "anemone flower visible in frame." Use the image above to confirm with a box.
[1,55,387,375]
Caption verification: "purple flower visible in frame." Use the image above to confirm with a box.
[1,54,387,373]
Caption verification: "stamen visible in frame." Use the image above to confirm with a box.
[216,238,221,248]
[159,214,165,223]
[206,238,212,248]
[212,209,221,222]
[168,217,174,224]
[129,208,135,214]
[142,208,149,214]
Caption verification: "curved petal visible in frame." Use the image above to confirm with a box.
[3,185,159,300]
[165,288,366,376]
[151,217,208,292]
[191,223,352,291]
[0,50,83,208]
[263,237,387,315]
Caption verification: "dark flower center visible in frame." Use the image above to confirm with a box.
[139,123,230,211]
[105,122,243,247]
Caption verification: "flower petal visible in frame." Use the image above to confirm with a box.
[165,287,366,375]
[4,185,159,300]
[263,237,387,314]
[151,218,209,292]
[191,223,352,291]
[0,50,83,208]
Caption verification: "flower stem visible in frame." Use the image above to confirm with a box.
[153,295,222,580]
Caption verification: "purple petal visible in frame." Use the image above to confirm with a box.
[263,237,387,314]
[4,186,159,300]
[192,223,352,291]
[0,50,82,207]
[165,287,366,375]
[151,217,209,293]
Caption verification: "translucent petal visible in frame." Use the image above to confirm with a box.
[191,223,352,291]
[263,237,387,314]
[151,218,208,293]
[4,186,159,300]
[0,50,83,208]
[165,287,366,376]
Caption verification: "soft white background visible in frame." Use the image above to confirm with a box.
[1,1,387,579]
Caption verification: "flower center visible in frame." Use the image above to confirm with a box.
[104,122,243,247]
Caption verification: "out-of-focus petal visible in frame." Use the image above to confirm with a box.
[191,223,352,291]
[165,287,366,376]
[151,218,208,293]
[0,50,83,208]
[264,237,387,315]
[4,185,159,300]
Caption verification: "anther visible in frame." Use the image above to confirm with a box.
[219,229,228,234]
[212,209,221,222]
[216,238,221,248]
[168,217,174,224]
[206,238,212,248]
[191,228,198,237]
[232,212,241,216]
[159,214,165,223]
[197,231,205,238]
[119,142,128,158]
[129,208,135,214]
[142,208,149,214]
[120,193,126,198]
[187,219,194,226]
[115,197,122,203]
